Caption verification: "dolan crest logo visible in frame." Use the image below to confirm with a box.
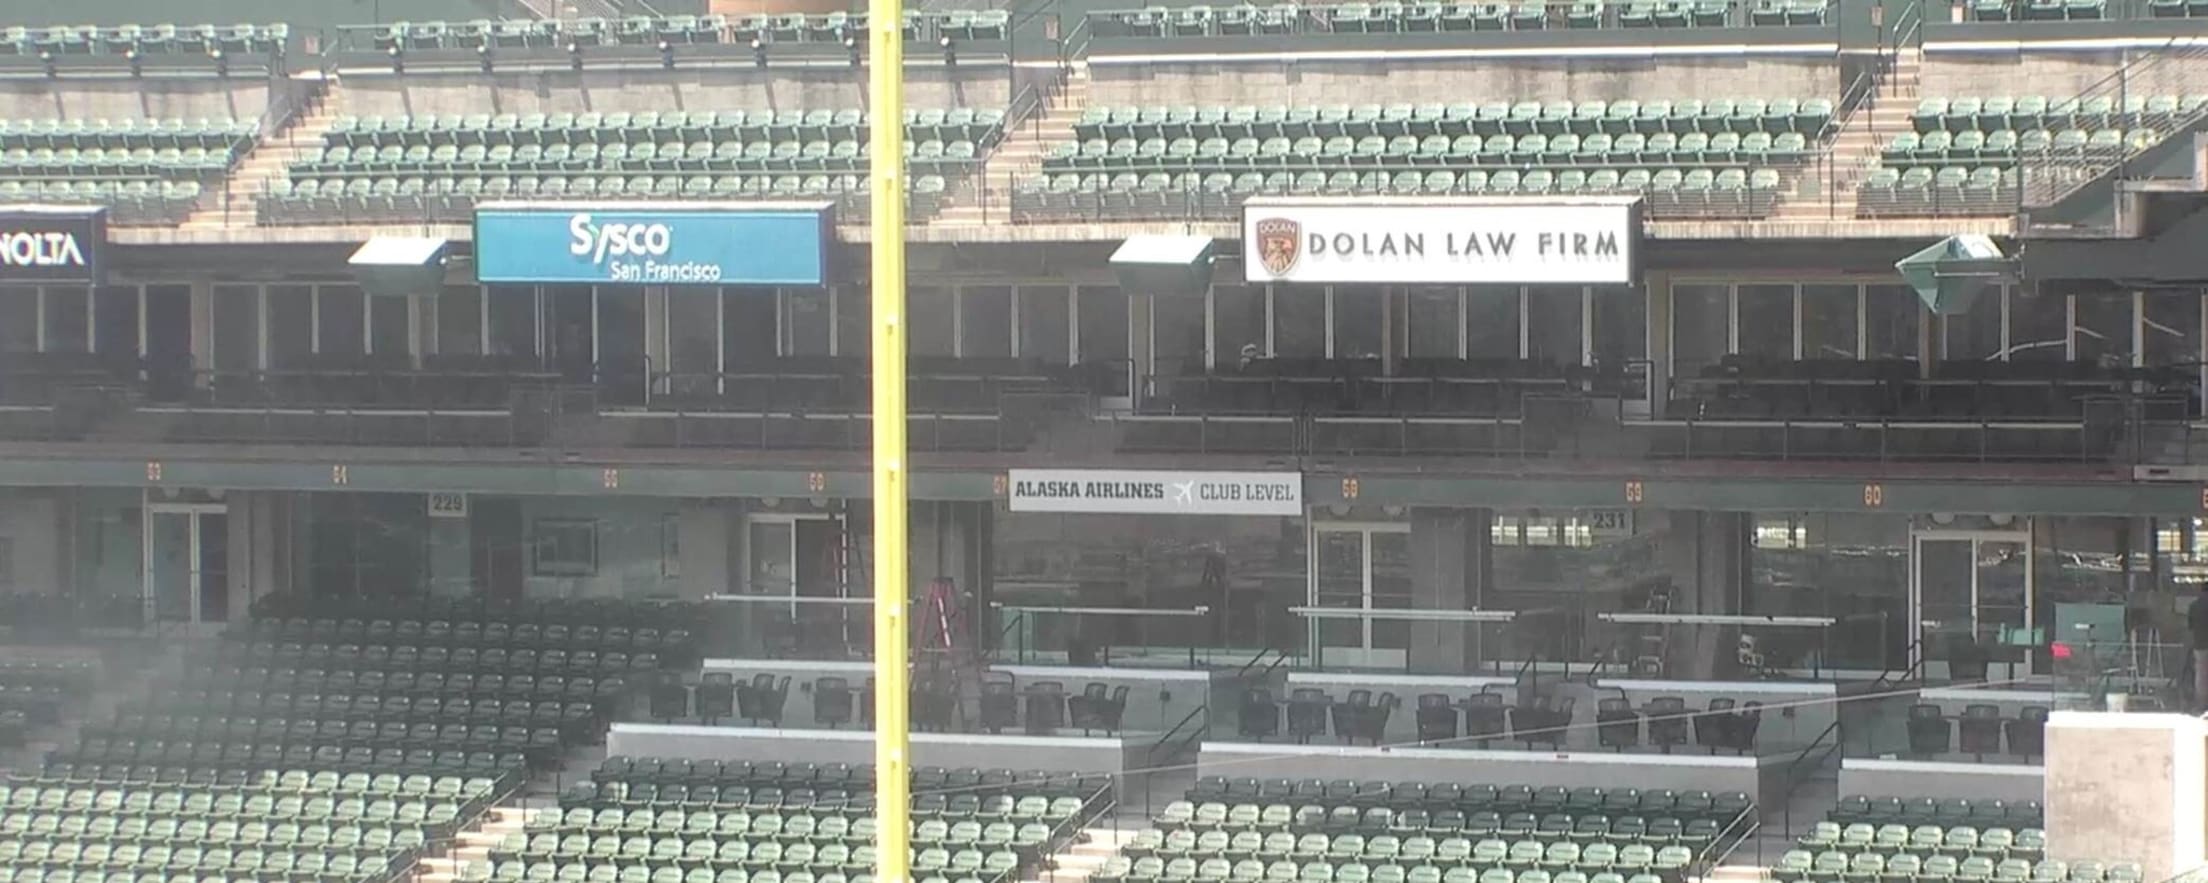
[1255,217,1301,277]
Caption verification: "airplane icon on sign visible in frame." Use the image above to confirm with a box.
[1170,481,1195,504]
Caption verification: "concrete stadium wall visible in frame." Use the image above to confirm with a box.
[0,76,279,123]
[607,723,1153,794]
[1920,49,2208,99]
[338,67,1015,119]
[1088,55,1840,106]
[1838,759,2044,804]
[1199,741,1782,811]
[2044,711,2207,883]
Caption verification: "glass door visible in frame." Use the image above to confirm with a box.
[143,503,229,628]
[1310,524,1411,669]
[1910,528,2033,679]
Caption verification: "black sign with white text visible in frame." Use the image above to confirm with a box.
[0,206,106,285]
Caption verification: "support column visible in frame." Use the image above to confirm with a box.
[1654,510,1750,679]
[1408,507,1492,674]
[225,492,295,618]
[2046,711,2206,883]
[426,499,472,597]
[677,501,738,601]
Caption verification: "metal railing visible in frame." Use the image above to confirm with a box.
[1081,0,1842,38]
[1777,718,1845,838]
[2017,38,2208,209]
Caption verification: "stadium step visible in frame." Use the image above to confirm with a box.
[1693,864,1775,883]
[936,63,1090,226]
[1024,825,1148,883]
[179,73,340,232]
[418,804,544,883]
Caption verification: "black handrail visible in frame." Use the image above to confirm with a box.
[1778,718,1846,839]
[1149,703,1209,766]
[1695,800,1764,877]
[1869,636,1930,692]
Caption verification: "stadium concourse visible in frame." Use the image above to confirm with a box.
[6,0,2208,882]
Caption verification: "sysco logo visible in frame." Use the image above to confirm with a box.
[568,214,672,265]
[0,231,85,267]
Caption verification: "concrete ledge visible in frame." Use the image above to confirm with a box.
[607,723,1156,792]
[1199,740,1780,809]
[1838,757,2044,803]
[701,658,1224,733]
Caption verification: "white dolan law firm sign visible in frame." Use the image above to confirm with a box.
[1242,197,1642,286]
[1007,469,1305,516]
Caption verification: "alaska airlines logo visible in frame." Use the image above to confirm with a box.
[568,214,672,265]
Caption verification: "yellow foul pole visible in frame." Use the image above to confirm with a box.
[867,0,912,880]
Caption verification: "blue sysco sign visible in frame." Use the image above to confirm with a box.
[473,201,833,286]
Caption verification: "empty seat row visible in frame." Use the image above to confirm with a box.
[0,180,202,225]
[0,24,288,56]
[1856,166,2015,218]
[3,145,248,177]
[1134,830,1703,865]
[1884,128,2157,162]
[1097,858,1676,883]
[0,118,258,150]
[245,593,703,628]
[289,138,985,178]
[1073,98,1832,143]
[1048,131,1811,171]
[360,10,1006,51]
[1,769,496,803]
[324,108,999,149]
[1829,797,2041,829]
[0,843,401,882]
[256,173,935,226]
[1963,0,2110,20]
[1088,0,1827,37]
[1012,167,1778,222]
[1772,851,2134,883]
[226,616,691,651]
[1913,95,2203,132]
[1799,824,2044,858]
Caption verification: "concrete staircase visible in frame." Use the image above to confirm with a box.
[1029,826,1146,883]
[1769,48,1921,223]
[417,803,544,883]
[934,64,1090,227]
[1695,864,1777,883]
[180,78,339,232]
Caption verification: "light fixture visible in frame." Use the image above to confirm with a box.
[844,35,860,66]
[476,42,493,73]
[209,46,227,77]
[938,34,955,65]
[750,36,767,68]
[126,47,141,77]
[568,41,584,71]
[658,39,674,69]
[38,49,54,78]
[387,43,403,74]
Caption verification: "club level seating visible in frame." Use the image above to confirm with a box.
[1963,0,2110,19]
[448,761,1109,883]
[258,173,944,226]
[1783,795,2137,883]
[0,117,253,226]
[355,11,1006,52]
[1092,779,1751,883]
[0,770,509,883]
[1828,796,2041,829]
[316,109,999,151]
[1086,0,1829,37]
[243,592,706,634]
[1017,97,1822,221]
[0,24,289,56]
[0,593,142,635]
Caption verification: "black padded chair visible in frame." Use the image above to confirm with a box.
[694,672,736,724]
[1958,703,2004,760]
[1732,700,1763,754]
[1515,695,1571,749]
[1352,692,1398,745]
[1596,697,1641,751]
[814,676,855,729]
[1415,693,1459,744]
[1286,688,1331,744]
[739,674,791,726]
[1024,681,1067,735]
[979,678,1019,734]
[648,674,690,723]
[1645,696,1689,753]
[1331,689,1374,744]
[1070,683,1130,735]
[1907,703,1953,757]
[1694,698,1735,754]
[1238,687,1281,740]
[2006,705,2048,761]
[1463,691,1509,748]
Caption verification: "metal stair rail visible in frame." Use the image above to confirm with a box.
[2019,38,2208,208]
